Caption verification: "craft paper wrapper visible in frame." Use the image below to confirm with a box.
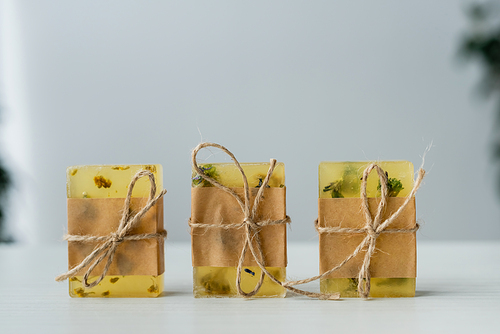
[318,197,416,279]
[191,187,287,268]
[67,197,165,276]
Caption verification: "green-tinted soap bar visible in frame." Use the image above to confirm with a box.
[319,161,414,199]
[319,161,416,298]
[192,162,285,188]
[191,162,286,298]
[66,164,164,298]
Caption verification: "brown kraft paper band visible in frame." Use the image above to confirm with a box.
[190,187,287,267]
[318,197,416,279]
[67,197,165,276]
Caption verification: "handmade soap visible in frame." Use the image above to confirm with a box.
[318,161,416,297]
[66,164,164,297]
[191,163,287,298]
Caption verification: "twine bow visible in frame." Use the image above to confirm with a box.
[55,170,167,288]
[190,143,338,299]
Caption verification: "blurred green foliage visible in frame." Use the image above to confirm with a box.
[461,1,500,194]
[460,2,500,95]
[0,162,10,242]
[0,106,11,242]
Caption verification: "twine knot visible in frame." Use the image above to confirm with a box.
[111,233,125,244]
[55,170,167,288]
[243,217,259,230]
[366,226,379,239]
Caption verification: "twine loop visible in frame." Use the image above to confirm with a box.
[55,170,167,288]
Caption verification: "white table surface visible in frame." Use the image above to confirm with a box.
[0,241,499,334]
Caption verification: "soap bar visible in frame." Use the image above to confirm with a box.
[191,163,286,298]
[66,164,164,298]
[318,161,416,298]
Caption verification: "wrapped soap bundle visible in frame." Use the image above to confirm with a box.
[189,143,289,298]
[316,161,424,298]
[56,165,167,297]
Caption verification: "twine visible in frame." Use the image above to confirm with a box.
[190,142,425,300]
[55,170,167,288]
[190,142,339,299]
[283,164,425,299]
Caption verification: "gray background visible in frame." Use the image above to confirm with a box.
[1,0,498,243]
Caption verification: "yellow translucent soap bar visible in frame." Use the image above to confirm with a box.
[66,164,164,298]
[192,162,286,298]
[67,164,163,199]
[69,275,164,298]
[319,161,415,297]
[193,267,286,298]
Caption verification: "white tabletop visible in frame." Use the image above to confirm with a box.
[0,241,499,334]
